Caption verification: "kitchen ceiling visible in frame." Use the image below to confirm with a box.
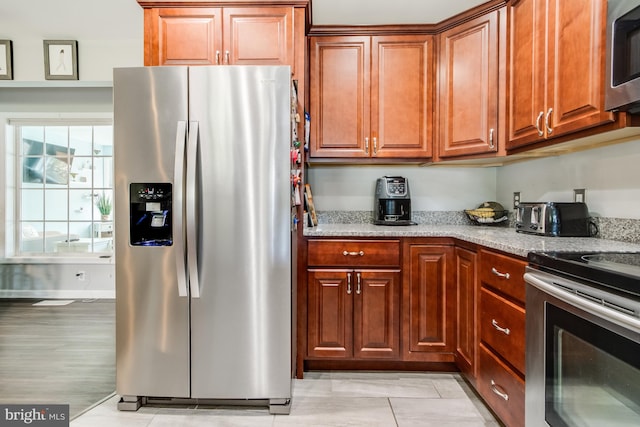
[0,0,490,41]
[312,0,490,25]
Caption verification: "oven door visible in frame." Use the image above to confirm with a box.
[525,270,640,427]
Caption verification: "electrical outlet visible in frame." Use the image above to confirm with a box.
[574,189,586,203]
[513,192,521,209]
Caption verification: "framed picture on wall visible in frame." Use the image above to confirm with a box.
[43,40,78,80]
[0,40,12,80]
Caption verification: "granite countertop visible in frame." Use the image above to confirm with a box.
[303,224,640,258]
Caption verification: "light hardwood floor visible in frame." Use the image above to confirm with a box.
[0,299,115,420]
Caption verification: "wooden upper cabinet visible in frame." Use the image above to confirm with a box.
[309,35,433,159]
[437,8,505,158]
[223,8,293,66]
[147,8,222,66]
[372,36,433,158]
[143,6,293,69]
[508,0,614,150]
[309,36,371,158]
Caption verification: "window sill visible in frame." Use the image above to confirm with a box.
[0,255,114,265]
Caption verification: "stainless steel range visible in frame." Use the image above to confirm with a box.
[525,251,640,426]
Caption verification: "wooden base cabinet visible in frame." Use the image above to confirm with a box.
[454,246,478,384]
[476,249,527,427]
[307,269,400,360]
[477,343,525,427]
[402,243,455,362]
[306,239,401,361]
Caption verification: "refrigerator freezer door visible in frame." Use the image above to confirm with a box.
[113,66,191,398]
[188,66,292,400]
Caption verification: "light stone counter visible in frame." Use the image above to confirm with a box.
[303,224,640,258]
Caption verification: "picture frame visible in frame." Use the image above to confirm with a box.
[0,40,13,80]
[43,40,78,80]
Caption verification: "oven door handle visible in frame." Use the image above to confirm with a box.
[524,272,640,333]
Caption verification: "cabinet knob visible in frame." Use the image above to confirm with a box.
[343,250,365,257]
[347,272,352,294]
[364,137,369,154]
[373,137,377,155]
[356,272,361,295]
[489,128,495,149]
[215,51,221,65]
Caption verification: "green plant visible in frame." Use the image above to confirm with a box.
[96,193,112,216]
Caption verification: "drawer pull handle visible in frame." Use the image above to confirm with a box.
[491,267,510,279]
[343,250,365,257]
[490,380,509,401]
[492,319,511,335]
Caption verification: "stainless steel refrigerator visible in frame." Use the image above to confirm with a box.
[113,66,292,414]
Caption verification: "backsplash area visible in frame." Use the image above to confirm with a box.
[314,211,640,244]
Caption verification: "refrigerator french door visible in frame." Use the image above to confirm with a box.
[113,66,292,414]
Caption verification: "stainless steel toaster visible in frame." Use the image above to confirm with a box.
[515,202,593,236]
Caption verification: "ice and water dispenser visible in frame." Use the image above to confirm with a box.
[129,183,173,246]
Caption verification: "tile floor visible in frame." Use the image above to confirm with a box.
[71,371,501,426]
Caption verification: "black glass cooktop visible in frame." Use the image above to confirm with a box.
[528,251,640,298]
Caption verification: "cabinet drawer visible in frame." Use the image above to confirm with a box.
[308,240,400,267]
[478,344,525,427]
[479,250,526,304]
[480,287,525,373]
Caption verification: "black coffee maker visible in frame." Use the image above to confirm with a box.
[374,176,415,225]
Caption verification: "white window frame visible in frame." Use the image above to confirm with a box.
[2,113,113,263]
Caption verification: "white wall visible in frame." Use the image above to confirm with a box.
[496,138,640,219]
[0,0,143,298]
[0,0,142,82]
[309,137,640,220]
[307,165,498,211]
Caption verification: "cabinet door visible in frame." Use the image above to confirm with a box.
[146,8,223,66]
[509,0,614,149]
[223,7,293,68]
[309,37,371,158]
[307,269,353,358]
[508,0,546,148]
[371,36,433,158]
[455,247,477,382]
[403,245,455,361]
[353,270,401,359]
[545,0,613,137]
[438,10,501,158]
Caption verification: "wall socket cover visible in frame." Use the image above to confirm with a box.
[513,192,521,209]
[574,189,586,203]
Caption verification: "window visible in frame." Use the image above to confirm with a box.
[13,120,113,256]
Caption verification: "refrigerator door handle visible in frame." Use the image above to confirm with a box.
[186,120,201,299]
[174,120,188,297]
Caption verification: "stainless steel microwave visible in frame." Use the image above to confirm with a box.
[605,0,640,112]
